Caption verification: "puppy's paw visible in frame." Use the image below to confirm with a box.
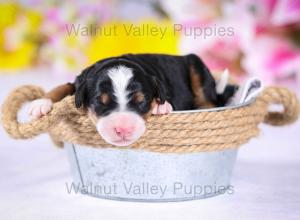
[28,98,53,119]
[152,101,173,115]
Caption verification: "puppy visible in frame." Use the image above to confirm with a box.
[29,54,236,146]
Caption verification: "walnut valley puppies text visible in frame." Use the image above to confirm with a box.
[65,182,235,198]
[66,23,235,39]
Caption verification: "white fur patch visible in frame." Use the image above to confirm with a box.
[108,65,133,111]
[28,98,53,119]
[216,69,229,94]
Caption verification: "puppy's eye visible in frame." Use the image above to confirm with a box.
[99,93,110,105]
[133,92,145,104]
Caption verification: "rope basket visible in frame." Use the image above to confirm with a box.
[1,85,299,153]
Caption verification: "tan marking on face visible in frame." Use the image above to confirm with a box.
[190,66,215,109]
[99,93,110,105]
[142,99,157,120]
[133,91,145,103]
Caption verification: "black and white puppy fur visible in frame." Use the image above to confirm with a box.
[29,54,237,146]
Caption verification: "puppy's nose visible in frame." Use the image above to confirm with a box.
[114,126,134,138]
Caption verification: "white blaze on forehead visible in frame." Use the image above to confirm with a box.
[107,65,133,111]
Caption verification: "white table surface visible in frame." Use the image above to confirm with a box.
[0,72,299,220]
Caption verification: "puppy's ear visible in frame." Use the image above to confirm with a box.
[152,76,167,104]
[75,82,87,108]
[74,66,93,108]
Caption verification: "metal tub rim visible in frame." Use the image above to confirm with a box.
[171,99,253,114]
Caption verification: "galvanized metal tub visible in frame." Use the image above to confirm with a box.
[66,144,237,202]
[64,104,252,202]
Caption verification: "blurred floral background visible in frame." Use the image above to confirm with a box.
[0,0,300,92]
[1,1,300,218]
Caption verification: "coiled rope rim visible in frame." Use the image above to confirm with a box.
[1,85,299,153]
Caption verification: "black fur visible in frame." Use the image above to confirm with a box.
[74,53,236,116]
[185,54,218,104]
[217,85,238,106]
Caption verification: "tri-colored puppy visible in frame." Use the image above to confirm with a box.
[29,54,236,146]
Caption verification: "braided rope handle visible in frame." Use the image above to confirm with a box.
[1,85,299,141]
[1,86,81,139]
[256,86,299,126]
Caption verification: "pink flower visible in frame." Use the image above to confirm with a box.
[233,0,300,28]
[160,0,221,23]
[271,0,300,26]
[179,20,244,75]
[242,35,300,91]
[236,0,276,25]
